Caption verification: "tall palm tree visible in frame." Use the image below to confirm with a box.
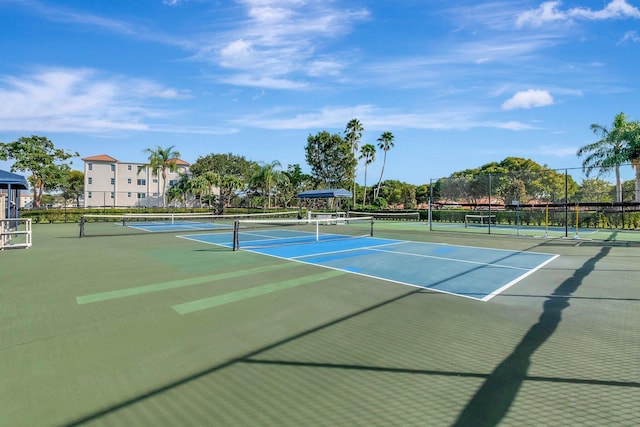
[577,113,631,203]
[345,119,364,202]
[374,131,395,199]
[622,121,640,202]
[251,160,281,209]
[141,145,181,207]
[359,144,376,205]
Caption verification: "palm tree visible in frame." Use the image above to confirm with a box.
[141,145,181,207]
[359,144,376,205]
[345,119,364,202]
[374,131,395,199]
[577,113,631,203]
[251,160,281,209]
[189,171,220,208]
[622,121,640,202]
[167,173,191,207]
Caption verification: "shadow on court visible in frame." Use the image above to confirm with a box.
[63,287,427,426]
[451,246,611,427]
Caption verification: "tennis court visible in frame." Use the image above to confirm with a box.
[1,221,638,426]
[180,227,559,301]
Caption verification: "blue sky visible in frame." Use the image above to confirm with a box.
[1,0,639,185]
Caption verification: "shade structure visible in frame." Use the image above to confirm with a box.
[297,189,352,199]
[1,170,29,220]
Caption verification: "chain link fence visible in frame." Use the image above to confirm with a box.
[427,166,640,238]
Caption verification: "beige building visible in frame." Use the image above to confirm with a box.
[82,154,190,208]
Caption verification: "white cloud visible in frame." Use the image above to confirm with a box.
[0,68,188,132]
[200,1,370,89]
[516,1,566,27]
[618,30,640,44]
[516,0,640,27]
[501,89,554,110]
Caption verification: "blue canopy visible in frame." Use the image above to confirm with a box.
[297,189,352,199]
[0,170,29,189]
[1,170,28,220]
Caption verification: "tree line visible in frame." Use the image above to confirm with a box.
[1,112,639,210]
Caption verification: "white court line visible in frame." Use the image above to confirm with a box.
[290,240,405,260]
[368,247,532,271]
[481,254,560,301]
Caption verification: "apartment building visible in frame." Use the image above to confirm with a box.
[82,154,189,208]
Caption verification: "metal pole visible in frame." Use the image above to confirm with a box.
[488,174,492,235]
[564,170,568,238]
[232,220,239,251]
[428,178,433,231]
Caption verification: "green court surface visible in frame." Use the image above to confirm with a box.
[1,222,639,426]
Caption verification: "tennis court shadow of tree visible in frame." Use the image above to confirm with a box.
[451,246,611,427]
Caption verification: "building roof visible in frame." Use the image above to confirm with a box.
[0,170,29,190]
[297,189,352,199]
[81,154,119,162]
[168,158,190,166]
[81,154,189,166]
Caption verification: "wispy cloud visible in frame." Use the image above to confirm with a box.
[0,68,209,134]
[229,104,533,132]
[617,30,640,44]
[516,0,640,28]
[198,0,370,89]
[502,89,554,110]
[9,0,195,49]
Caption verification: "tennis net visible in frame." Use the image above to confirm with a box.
[232,215,374,251]
[78,211,299,237]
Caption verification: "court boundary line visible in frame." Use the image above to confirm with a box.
[177,234,559,302]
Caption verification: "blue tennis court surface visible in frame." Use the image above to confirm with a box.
[179,232,558,301]
[127,221,232,233]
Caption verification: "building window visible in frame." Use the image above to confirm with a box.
[88,192,92,199]
[169,179,177,186]
[111,164,115,172]
[127,165,132,171]
[137,179,146,186]
[88,163,93,171]
[127,178,132,184]
[88,177,92,185]
[110,178,115,185]
[127,192,131,198]
[137,193,146,199]
[110,192,114,199]
[153,178,158,184]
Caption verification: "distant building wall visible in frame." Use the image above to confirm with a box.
[82,154,190,208]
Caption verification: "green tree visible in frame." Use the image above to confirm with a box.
[140,145,181,207]
[190,153,256,181]
[281,164,312,207]
[189,171,220,208]
[576,178,614,203]
[344,119,364,202]
[577,113,634,203]
[374,131,394,199]
[218,175,244,213]
[359,144,376,205]
[305,131,356,189]
[59,170,84,207]
[0,135,78,208]
[250,160,282,209]
[620,120,640,202]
